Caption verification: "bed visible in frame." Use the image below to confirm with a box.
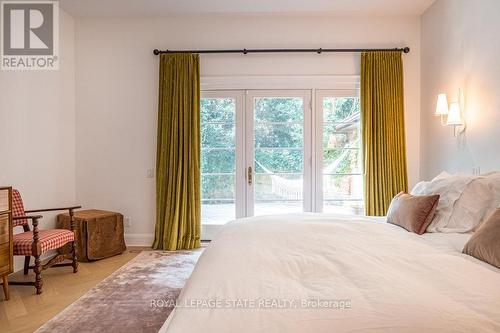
[160,213,500,333]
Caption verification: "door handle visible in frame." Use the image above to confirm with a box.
[248,166,253,185]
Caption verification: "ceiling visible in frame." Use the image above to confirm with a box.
[59,0,436,18]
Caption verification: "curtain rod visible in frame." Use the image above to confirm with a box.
[153,47,410,55]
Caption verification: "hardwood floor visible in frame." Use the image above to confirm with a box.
[0,248,146,333]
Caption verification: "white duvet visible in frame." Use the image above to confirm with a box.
[160,214,500,333]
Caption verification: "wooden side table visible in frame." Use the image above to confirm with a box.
[57,209,126,262]
[0,187,13,301]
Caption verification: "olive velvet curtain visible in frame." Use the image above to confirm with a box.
[361,51,408,216]
[153,53,201,250]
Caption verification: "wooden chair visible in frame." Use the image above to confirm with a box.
[10,189,81,294]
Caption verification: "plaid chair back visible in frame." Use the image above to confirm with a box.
[12,189,28,227]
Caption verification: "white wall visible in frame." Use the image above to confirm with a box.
[420,0,500,180]
[0,10,75,270]
[74,14,421,244]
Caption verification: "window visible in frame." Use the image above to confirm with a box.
[316,91,363,214]
[200,87,362,233]
[200,92,242,225]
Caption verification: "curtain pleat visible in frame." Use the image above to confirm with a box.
[361,51,408,216]
[153,53,201,250]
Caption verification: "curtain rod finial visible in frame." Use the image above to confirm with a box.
[153,49,160,55]
[403,47,410,53]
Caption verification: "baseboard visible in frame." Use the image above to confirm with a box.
[124,226,221,247]
[125,233,154,247]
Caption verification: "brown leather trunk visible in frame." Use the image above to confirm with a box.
[57,209,126,262]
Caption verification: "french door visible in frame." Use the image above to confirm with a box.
[201,90,310,224]
[200,89,361,238]
[245,90,312,217]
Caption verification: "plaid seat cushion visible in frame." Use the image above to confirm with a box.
[13,229,75,256]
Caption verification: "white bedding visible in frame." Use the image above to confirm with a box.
[160,214,500,333]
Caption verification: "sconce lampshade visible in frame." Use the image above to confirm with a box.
[447,102,463,125]
[435,93,449,116]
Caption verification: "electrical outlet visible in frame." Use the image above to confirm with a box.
[124,217,132,228]
[147,168,155,178]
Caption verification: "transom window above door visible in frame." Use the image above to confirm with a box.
[200,88,363,230]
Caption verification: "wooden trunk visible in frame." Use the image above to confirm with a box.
[57,209,126,262]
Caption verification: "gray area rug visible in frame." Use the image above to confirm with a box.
[35,250,203,333]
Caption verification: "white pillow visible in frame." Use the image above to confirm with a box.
[432,171,452,181]
[483,172,500,210]
[446,176,496,233]
[411,173,475,232]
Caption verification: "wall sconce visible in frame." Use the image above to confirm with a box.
[435,92,466,136]
[435,93,449,125]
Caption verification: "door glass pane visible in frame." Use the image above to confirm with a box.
[254,97,303,122]
[201,98,236,224]
[322,96,364,214]
[255,123,303,148]
[323,175,363,200]
[255,149,303,174]
[323,124,360,149]
[323,149,362,174]
[202,124,235,148]
[253,97,304,216]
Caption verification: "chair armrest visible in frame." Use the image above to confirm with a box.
[13,215,43,221]
[13,215,43,251]
[25,206,82,213]
[23,207,81,233]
